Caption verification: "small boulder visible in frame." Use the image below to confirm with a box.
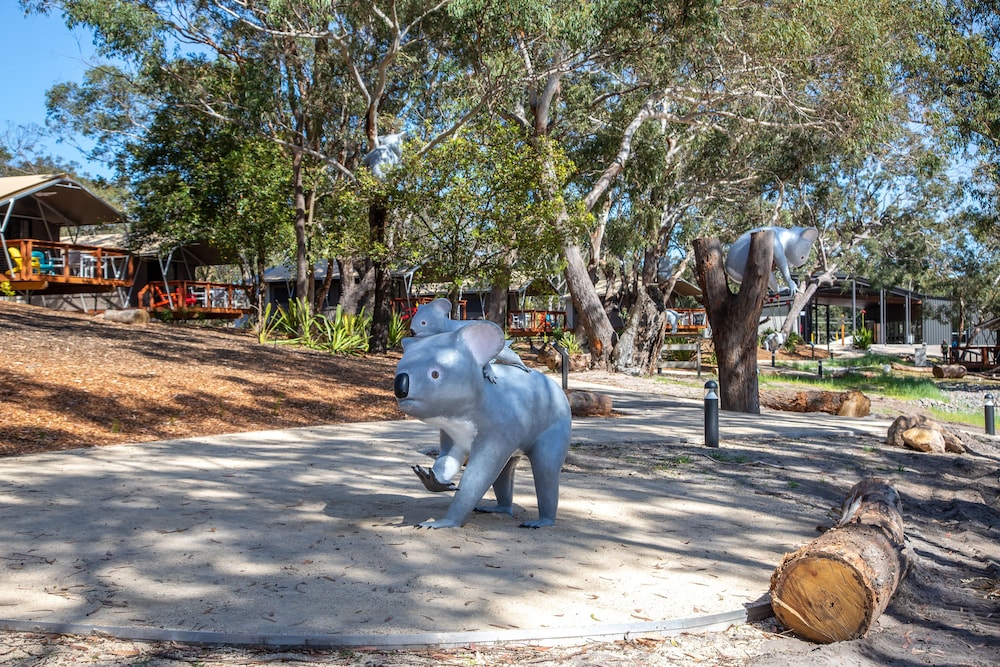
[886,414,964,454]
[837,390,871,418]
[900,426,946,453]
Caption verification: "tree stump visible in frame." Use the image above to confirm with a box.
[565,390,613,417]
[932,363,967,378]
[769,478,908,643]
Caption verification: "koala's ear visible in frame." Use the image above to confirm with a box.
[428,298,452,317]
[801,227,819,242]
[458,321,506,367]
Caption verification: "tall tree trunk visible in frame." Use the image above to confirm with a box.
[292,147,310,307]
[564,241,616,366]
[693,232,773,413]
[611,284,672,374]
[337,256,374,315]
[487,281,509,327]
[314,258,337,313]
[368,203,391,354]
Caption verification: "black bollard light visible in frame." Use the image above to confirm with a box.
[771,349,776,367]
[555,343,569,390]
[818,359,823,379]
[704,380,719,448]
[986,393,996,436]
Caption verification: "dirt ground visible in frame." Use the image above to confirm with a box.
[1,301,998,666]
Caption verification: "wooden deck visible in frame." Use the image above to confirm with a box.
[508,310,569,337]
[947,345,1000,371]
[138,281,252,320]
[2,239,133,293]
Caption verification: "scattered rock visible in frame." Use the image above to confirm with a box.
[886,414,965,454]
[565,390,613,417]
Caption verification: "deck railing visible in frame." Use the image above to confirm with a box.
[137,280,252,319]
[1,238,133,287]
[507,310,568,336]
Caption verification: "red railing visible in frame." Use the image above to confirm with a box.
[138,280,251,319]
[507,310,568,336]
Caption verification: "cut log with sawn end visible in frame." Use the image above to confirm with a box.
[769,477,909,643]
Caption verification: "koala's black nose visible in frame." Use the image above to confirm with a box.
[393,373,409,399]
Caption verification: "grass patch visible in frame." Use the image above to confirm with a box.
[926,405,985,428]
[759,371,946,402]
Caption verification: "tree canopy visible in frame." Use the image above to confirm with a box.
[19,0,1000,366]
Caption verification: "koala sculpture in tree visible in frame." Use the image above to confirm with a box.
[409,298,530,382]
[362,132,407,180]
[724,226,819,294]
[393,321,572,528]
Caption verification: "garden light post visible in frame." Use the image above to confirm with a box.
[704,380,719,448]
[986,393,996,436]
[555,342,569,390]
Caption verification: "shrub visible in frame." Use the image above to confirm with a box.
[388,310,409,349]
[854,326,874,351]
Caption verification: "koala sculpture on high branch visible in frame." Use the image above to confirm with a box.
[724,226,819,294]
[393,320,572,529]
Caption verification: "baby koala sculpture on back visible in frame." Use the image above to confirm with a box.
[393,321,572,528]
[410,298,530,383]
[724,226,819,294]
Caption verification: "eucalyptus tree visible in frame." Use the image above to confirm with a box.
[389,124,580,324]
[27,0,490,351]
[449,0,958,375]
[122,105,293,311]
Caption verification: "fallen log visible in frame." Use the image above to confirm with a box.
[760,389,870,417]
[932,363,967,378]
[769,477,908,643]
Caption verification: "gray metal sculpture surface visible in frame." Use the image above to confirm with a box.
[362,132,407,179]
[724,226,819,294]
[410,298,530,382]
[393,320,572,528]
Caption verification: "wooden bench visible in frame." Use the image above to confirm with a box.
[657,336,704,375]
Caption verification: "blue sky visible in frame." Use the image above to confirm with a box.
[1,4,110,177]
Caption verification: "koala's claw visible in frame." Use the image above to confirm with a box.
[412,464,456,492]
[482,365,498,384]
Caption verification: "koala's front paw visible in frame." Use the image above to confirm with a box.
[412,464,456,492]
[481,365,498,384]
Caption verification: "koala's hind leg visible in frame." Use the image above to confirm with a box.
[475,455,521,516]
[521,425,571,528]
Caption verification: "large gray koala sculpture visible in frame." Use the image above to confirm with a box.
[724,226,819,294]
[410,298,530,382]
[393,321,572,528]
[362,132,407,179]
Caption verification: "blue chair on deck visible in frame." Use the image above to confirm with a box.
[32,251,56,275]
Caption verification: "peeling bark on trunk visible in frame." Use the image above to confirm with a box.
[336,257,374,315]
[693,233,773,413]
[564,241,616,367]
[611,284,671,375]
